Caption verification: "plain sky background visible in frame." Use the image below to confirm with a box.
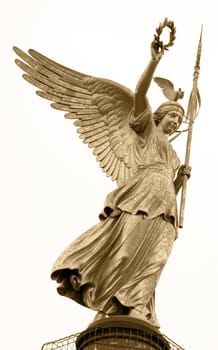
[1,1,217,349]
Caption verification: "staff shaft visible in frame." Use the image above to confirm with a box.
[179,121,193,228]
[178,27,202,228]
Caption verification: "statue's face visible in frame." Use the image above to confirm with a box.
[159,111,182,135]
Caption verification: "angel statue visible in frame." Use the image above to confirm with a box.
[14,19,191,329]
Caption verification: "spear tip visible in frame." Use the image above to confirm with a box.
[195,25,203,66]
[200,24,203,41]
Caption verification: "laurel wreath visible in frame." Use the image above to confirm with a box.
[153,18,176,51]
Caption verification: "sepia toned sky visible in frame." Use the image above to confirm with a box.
[1,1,217,349]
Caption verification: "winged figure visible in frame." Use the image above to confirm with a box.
[14,21,191,329]
[153,76,184,101]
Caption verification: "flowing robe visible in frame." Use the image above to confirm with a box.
[51,115,180,328]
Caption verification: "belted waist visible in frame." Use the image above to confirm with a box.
[137,164,174,178]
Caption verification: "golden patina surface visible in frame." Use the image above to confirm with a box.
[14,19,193,329]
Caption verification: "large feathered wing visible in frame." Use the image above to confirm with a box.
[13,47,136,185]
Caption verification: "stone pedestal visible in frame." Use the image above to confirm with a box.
[76,316,170,350]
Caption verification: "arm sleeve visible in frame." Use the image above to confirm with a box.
[128,106,153,134]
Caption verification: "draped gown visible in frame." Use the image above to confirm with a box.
[51,112,180,328]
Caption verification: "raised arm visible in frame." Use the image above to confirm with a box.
[134,41,164,116]
[129,40,164,133]
[129,19,176,133]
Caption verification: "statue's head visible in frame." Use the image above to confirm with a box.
[153,101,185,129]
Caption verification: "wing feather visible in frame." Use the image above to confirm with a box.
[16,58,88,94]
[78,126,107,139]
[111,160,121,181]
[154,77,174,89]
[99,151,115,168]
[92,142,110,155]
[28,48,86,80]
[77,123,106,135]
[66,112,100,118]
[74,119,104,127]
[51,102,97,112]
[37,90,92,105]
[96,146,111,161]
[87,138,109,148]
[36,89,91,104]
[82,129,109,143]
[106,157,119,177]
[153,76,177,101]
[102,153,116,173]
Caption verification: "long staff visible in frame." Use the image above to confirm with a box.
[179,27,203,228]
